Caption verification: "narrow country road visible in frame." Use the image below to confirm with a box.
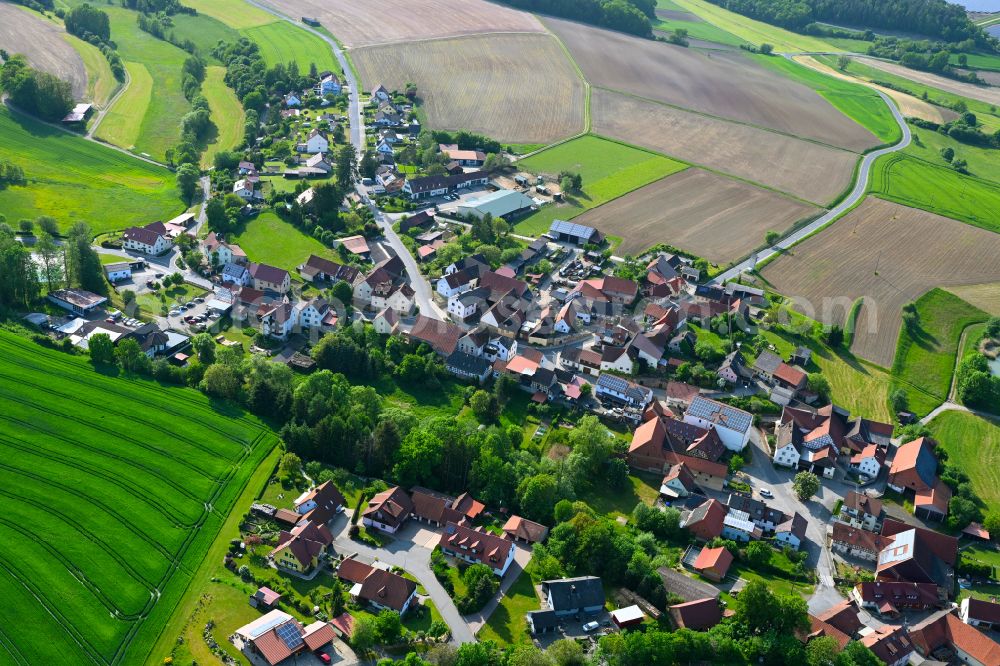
[86,64,130,139]
[249,0,443,319]
[712,87,911,285]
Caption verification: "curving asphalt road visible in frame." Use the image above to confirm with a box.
[711,88,911,285]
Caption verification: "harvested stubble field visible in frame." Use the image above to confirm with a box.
[856,57,1000,109]
[0,331,277,665]
[263,0,543,47]
[761,198,1000,367]
[573,168,818,262]
[544,17,877,152]
[946,283,1000,316]
[352,33,585,144]
[590,89,858,205]
[0,3,87,98]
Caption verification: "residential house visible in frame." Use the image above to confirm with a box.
[572,276,639,305]
[305,129,330,154]
[292,480,346,525]
[234,610,335,666]
[669,330,695,354]
[249,263,290,293]
[887,437,938,493]
[726,494,787,533]
[122,222,173,255]
[860,626,914,666]
[437,267,479,298]
[840,491,883,531]
[660,463,697,500]
[456,326,490,357]
[876,524,956,593]
[485,335,517,363]
[315,73,341,96]
[594,373,652,409]
[370,281,415,315]
[446,351,492,382]
[408,314,463,356]
[753,351,782,380]
[832,522,892,561]
[199,232,247,267]
[851,581,943,615]
[774,512,808,550]
[850,443,887,481]
[682,498,727,541]
[128,322,170,357]
[559,347,602,377]
[669,598,724,631]
[361,486,413,534]
[354,568,417,615]
[298,297,338,332]
[370,84,391,103]
[911,609,1000,666]
[773,363,808,395]
[541,576,605,615]
[960,598,1000,630]
[722,509,760,543]
[303,153,333,174]
[104,262,132,283]
[438,523,516,577]
[399,210,434,233]
[717,350,752,385]
[683,396,752,452]
[372,308,399,336]
[258,301,297,340]
[403,171,489,200]
[627,417,728,490]
[813,599,863,639]
[600,346,634,374]
[439,143,486,166]
[691,546,733,583]
[284,92,301,107]
[270,520,333,573]
[222,263,251,287]
[233,179,261,201]
[502,515,549,544]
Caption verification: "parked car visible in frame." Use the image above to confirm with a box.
[759,488,773,499]
[194,297,205,304]
[583,621,600,633]
[169,309,181,316]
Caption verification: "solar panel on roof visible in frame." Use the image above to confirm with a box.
[276,621,304,650]
[549,219,596,240]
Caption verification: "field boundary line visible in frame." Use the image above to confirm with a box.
[543,18,591,133]
[346,29,548,50]
[0,627,29,666]
[87,58,131,139]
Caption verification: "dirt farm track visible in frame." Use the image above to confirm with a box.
[352,33,585,144]
[262,0,544,47]
[0,3,87,99]
[590,89,859,206]
[575,168,819,263]
[761,198,1000,366]
[544,16,880,152]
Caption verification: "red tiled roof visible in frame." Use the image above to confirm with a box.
[911,611,1000,665]
[692,546,733,577]
[881,518,958,566]
[357,568,417,611]
[816,599,862,636]
[669,597,722,631]
[439,522,513,569]
[502,515,549,543]
[409,315,463,356]
[805,616,851,650]
[337,557,376,584]
[773,363,807,388]
[860,626,914,665]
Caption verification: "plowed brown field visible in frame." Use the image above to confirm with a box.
[591,89,858,205]
[857,57,1000,108]
[353,33,585,143]
[761,198,1000,366]
[574,169,818,263]
[0,3,87,98]
[545,16,878,152]
[262,0,543,47]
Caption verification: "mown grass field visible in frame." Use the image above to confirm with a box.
[653,16,744,46]
[0,106,181,234]
[951,52,1000,72]
[95,61,152,151]
[927,410,1000,516]
[167,10,241,61]
[200,66,246,168]
[890,289,989,417]
[514,135,687,235]
[243,21,340,72]
[230,210,338,272]
[672,0,839,52]
[901,121,1000,188]
[70,0,193,161]
[755,55,901,144]
[869,153,1000,235]
[0,331,278,665]
[65,33,119,108]
[181,0,276,29]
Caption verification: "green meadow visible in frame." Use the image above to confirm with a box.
[243,21,340,73]
[0,105,181,234]
[230,210,340,272]
[0,331,277,664]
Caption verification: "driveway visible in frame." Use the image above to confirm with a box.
[331,516,475,644]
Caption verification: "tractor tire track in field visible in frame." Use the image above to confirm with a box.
[0,368,252,458]
[87,61,130,139]
[0,628,29,666]
[0,406,216,504]
[0,335,263,434]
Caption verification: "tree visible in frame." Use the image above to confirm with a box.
[547,638,585,666]
[36,216,59,236]
[517,474,557,523]
[277,452,302,483]
[336,144,357,190]
[745,541,773,569]
[806,635,840,666]
[807,373,831,402]
[889,387,908,413]
[351,614,375,652]
[825,325,844,347]
[733,579,809,636]
[458,563,499,613]
[205,197,227,231]
[115,338,148,374]
[372,609,402,644]
[63,222,104,293]
[793,471,820,501]
[837,55,851,71]
[191,332,216,365]
[469,390,499,423]
[765,230,781,245]
[940,146,955,162]
[201,363,241,400]
[176,163,201,202]
[35,231,63,290]
[88,333,115,365]
[759,43,774,55]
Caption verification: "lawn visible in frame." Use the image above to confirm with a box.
[242,21,341,73]
[672,0,839,52]
[514,135,687,236]
[74,1,194,161]
[0,330,278,665]
[890,289,989,417]
[201,66,246,168]
[755,55,901,144]
[476,568,538,646]
[0,105,182,235]
[578,473,661,519]
[926,410,1000,516]
[229,210,339,272]
[869,153,1000,236]
[65,33,119,108]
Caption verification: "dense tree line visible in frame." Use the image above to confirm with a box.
[706,0,994,47]
[0,219,101,309]
[0,161,26,188]
[64,3,110,42]
[9,0,54,11]
[121,0,193,15]
[497,0,653,38]
[0,55,73,122]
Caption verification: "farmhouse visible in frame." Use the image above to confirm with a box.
[456,189,535,220]
[832,521,891,561]
[403,171,488,200]
[548,219,604,246]
[438,522,516,577]
[911,609,1000,666]
[122,221,173,255]
[249,263,291,293]
[439,143,486,166]
[683,397,752,452]
[887,437,938,493]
